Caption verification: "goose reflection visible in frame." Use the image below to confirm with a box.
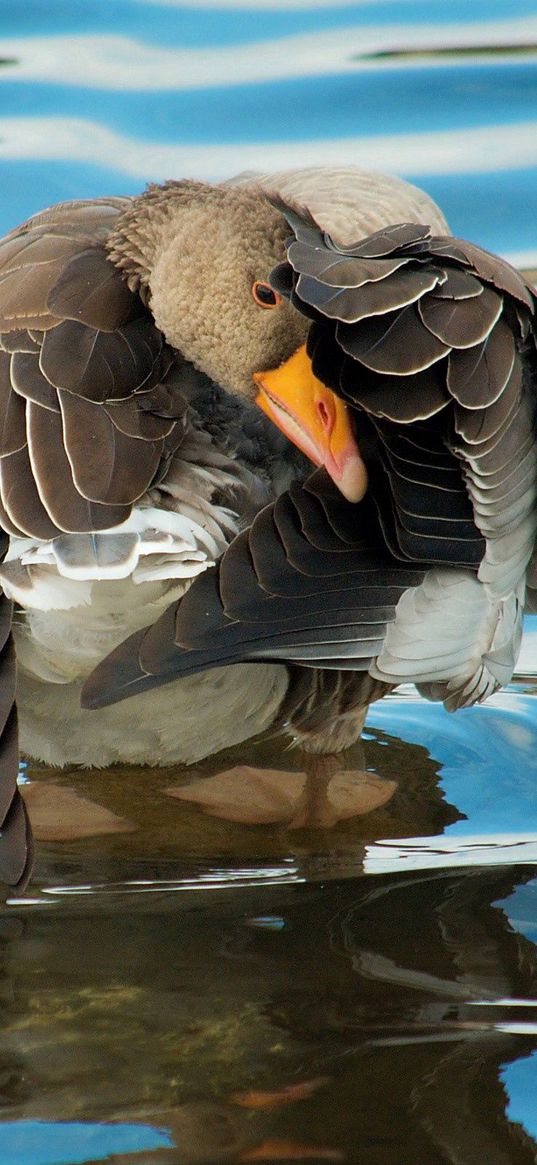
[22,723,460,890]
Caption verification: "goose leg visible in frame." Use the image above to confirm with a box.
[168,741,396,829]
[168,676,396,828]
[286,751,342,829]
[286,745,396,829]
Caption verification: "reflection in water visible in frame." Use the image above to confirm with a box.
[18,709,461,892]
[368,685,537,840]
[1,868,537,1161]
[19,678,537,889]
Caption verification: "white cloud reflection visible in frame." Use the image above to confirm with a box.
[4,114,537,264]
[1,20,536,91]
[2,114,537,185]
[364,834,537,875]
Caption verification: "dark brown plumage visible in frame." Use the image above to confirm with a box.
[0,198,199,887]
[281,213,537,604]
[0,198,189,541]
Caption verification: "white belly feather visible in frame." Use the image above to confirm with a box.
[1,444,288,767]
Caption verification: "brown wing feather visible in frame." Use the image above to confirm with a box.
[0,444,60,539]
[103,393,178,440]
[0,352,27,455]
[447,316,516,409]
[0,197,188,539]
[274,211,537,600]
[47,247,137,330]
[418,285,503,348]
[0,329,40,354]
[10,351,61,411]
[57,390,164,506]
[26,401,133,530]
[336,304,451,375]
[295,265,441,322]
[0,260,70,332]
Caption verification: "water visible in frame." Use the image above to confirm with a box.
[6,686,537,1163]
[4,1,537,1160]
[3,0,537,262]
[5,868,537,1164]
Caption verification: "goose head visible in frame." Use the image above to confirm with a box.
[107,169,448,502]
[108,179,308,396]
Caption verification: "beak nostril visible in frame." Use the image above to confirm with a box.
[317,400,331,430]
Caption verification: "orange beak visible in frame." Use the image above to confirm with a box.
[253,344,368,503]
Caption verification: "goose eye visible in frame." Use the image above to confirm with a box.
[252,281,282,309]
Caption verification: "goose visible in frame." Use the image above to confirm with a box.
[84,203,537,836]
[0,166,450,885]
